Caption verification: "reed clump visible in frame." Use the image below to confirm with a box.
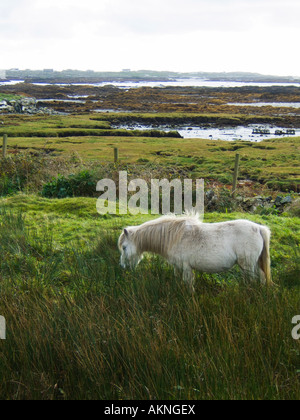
[0,206,299,400]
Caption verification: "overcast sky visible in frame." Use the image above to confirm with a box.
[1,0,299,76]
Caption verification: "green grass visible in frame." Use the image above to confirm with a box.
[0,114,299,189]
[0,195,299,399]
[0,94,21,102]
[90,111,281,126]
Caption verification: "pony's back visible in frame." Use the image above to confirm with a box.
[124,214,201,256]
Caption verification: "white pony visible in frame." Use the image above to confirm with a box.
[118,214,272,292]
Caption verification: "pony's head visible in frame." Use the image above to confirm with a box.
[118,228,142,269]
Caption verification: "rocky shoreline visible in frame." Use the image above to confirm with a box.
[0,83,300,125]
[0,96,66,115]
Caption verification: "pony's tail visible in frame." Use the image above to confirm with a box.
[259,226,273,286]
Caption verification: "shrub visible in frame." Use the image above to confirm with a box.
[0,153,43,196]
[0,174,21,196]
[41,174,73,198]
[205,187,237,213]
[41,170,97,198]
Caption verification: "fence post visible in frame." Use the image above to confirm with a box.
[232,153,240,196]
[2,134,7,158]
[114,147,119,163]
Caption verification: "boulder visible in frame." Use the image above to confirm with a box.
[0,97,64,115]
[281,195,293,205]
[274,196,283,206]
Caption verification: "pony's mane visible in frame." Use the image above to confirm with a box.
[120,213,201,257]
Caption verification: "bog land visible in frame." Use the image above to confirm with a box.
[0,80,299,400]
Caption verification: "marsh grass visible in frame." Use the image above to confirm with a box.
[0,203,299,400]
[0,114,299,189]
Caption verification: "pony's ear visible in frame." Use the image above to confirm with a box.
[124,228,129,237]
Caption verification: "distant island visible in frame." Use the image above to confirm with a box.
[1,69,299,84]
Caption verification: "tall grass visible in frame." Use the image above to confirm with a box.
[0,208,299,400]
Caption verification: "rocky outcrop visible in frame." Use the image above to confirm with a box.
[237,195,294,213]
[205,189,298,213]
[0,97,64,115]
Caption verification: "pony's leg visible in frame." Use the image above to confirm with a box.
[237,258,259,284]
[258,266,267,285]
[252,260,267,285]
[174,266,181,278]
[182,267,195,293]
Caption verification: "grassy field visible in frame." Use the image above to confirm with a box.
[0,195,299,400]
[0,111,299,400]
[0,113,299,189]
